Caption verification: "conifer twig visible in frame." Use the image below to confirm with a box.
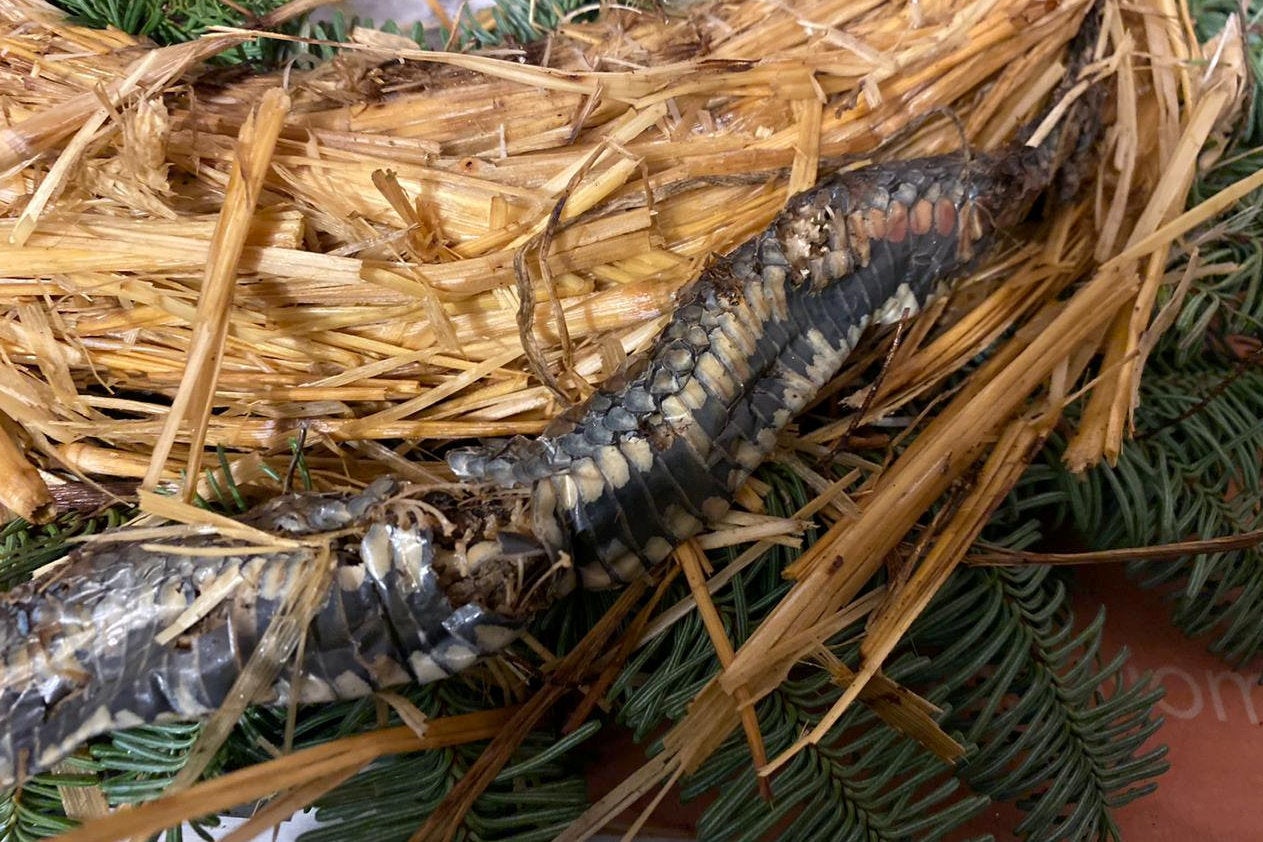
[50,710,515,842]
[969,528,1263,565]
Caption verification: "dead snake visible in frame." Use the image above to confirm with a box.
[0,8,1104,788]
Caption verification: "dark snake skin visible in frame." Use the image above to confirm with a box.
[0,6,1103,788]
[0,479,562,785]
[449,150,1050,588]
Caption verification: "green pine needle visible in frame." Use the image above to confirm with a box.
[0,507,132,592]
[594,478,1166,842]
[1033,361,1263,667]
[51,0,290,64]
[50,0,626,65]
[0,723,215,842]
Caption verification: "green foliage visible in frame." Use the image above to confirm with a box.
[921,569,1167,840]
[207,686,599,842]
[1032,360,1263,667]
[287,12,427,64]
[1166,153,1263,369]
[444,0,604,48]
[293,0,608,62]
[8,0,1257,839]
[593,476,1166,842]
[0,503,213,842]
[50,0,621,66]
[0,507,131,591]
[279,0,615,63]
[0,723,216,842]
[302,719,598,842]
[0,523,598,842]
[1016,0,1263,669]
[50,0,288,64]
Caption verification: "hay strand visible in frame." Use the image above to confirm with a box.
[142,88,292,495]
[0,419,53,523]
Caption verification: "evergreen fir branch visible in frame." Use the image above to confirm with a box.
[452,0,603,48]
[289,12,426,64]
[1009,0,1263,670]
[596,474,1166,842]
[1036,362,1263,667]
[911,566,1168,841]
[5,1,1245,838]
[0,507,132,592]
[290,692,599,842]
[51,0,630,66]
[1172,0,1263,360]
[0,723,215,842]
[293,0,623,62]
[0,476,1169,842]
[1159,200,1263,365]
[50,0,288,64]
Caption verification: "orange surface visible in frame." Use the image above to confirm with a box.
[1069,564,1263,841]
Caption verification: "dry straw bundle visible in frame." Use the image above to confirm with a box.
[0,0,1254,838]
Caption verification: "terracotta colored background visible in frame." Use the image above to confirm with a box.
[1065,565,1262,841]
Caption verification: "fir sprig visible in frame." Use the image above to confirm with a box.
[0,507,132,591]
[6,0,1256,839]
[292,13,427,63]
[1035,361,1263,667]
[51,0,621,65]
[277,0,613,61]
[51,0,289,64]
[0,723,214,842]
[219,684,600,842]
[592,478,1166,842]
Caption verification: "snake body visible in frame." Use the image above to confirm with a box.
[0,479,560,785]
[0,8,1103,788]
[450,151,1046,588]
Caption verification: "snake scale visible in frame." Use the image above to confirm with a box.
[0,7,1103,788]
